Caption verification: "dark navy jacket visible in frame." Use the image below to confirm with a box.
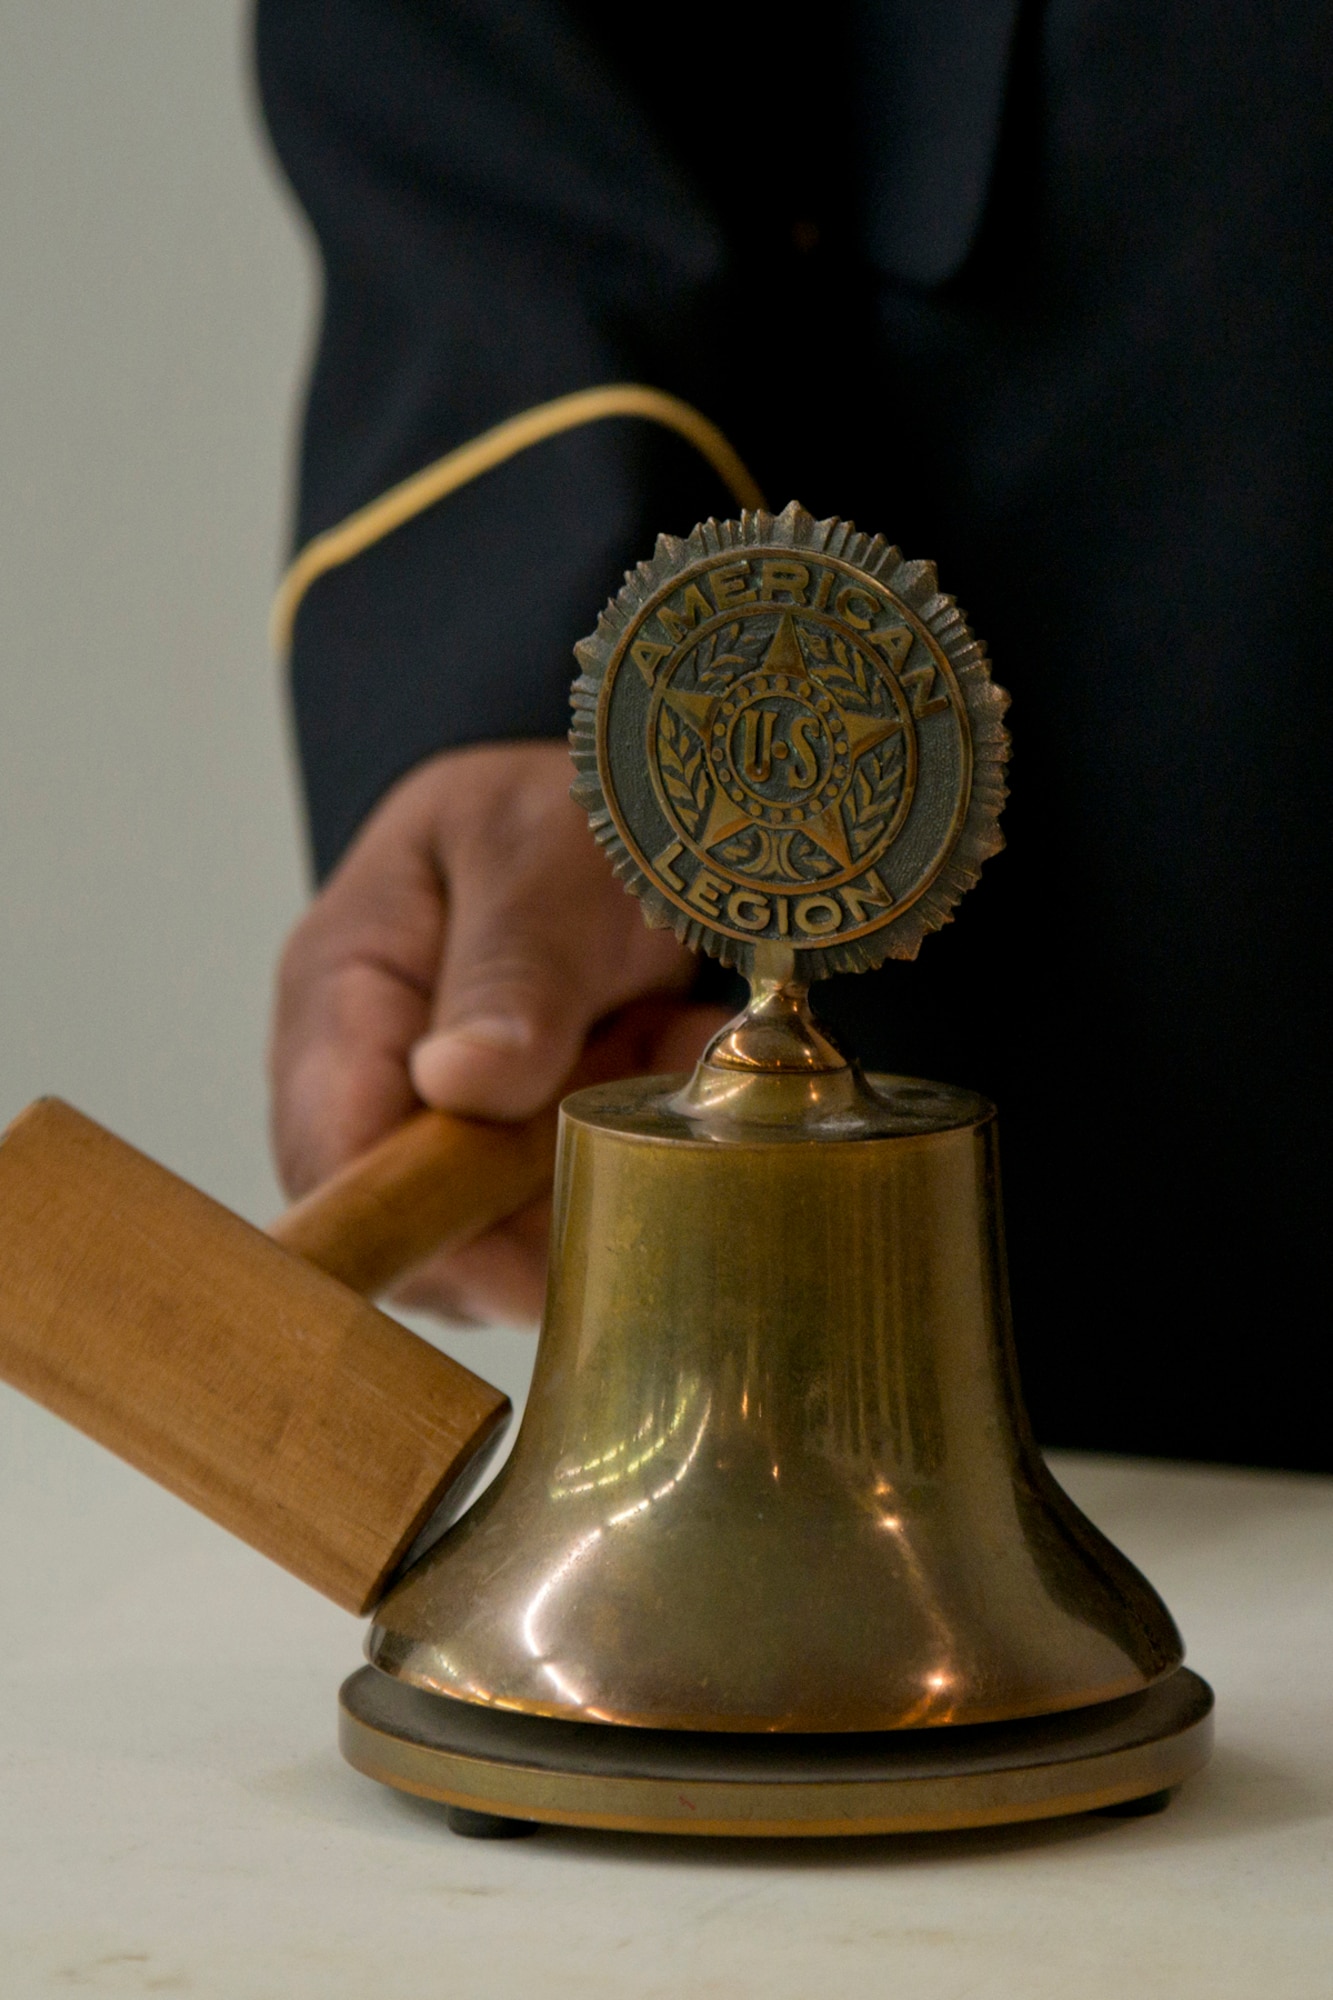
[257,0,1333,1470]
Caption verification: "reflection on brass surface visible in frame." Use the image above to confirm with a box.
[369,1076,1182,1731]
[340,1664,1214,1837]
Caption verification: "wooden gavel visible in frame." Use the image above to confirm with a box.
[0,1095,558,1618]
[267,1098,556,1293]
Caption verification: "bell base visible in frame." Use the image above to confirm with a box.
[339,1665,1213,1839]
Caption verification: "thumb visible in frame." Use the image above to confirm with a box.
[408,837,687,1122]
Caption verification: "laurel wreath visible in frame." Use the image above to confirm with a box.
[847,739,905,856]
[716,826,838,882]
[794,632,872,708]
[656,706,709,833]
[695,624,744,682]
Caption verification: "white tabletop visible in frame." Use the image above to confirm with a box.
[2,1388,1330,1999]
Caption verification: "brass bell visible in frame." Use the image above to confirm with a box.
[344,508,1213,1834]
[370,978,1185,1736]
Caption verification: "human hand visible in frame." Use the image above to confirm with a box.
[269,740,729,1324]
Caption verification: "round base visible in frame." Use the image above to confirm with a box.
[339,1665,1213,1839]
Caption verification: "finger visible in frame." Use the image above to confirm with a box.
[390,1196,553,1326]
[390,999,731,1325]
[410,778,692,1122]
[269,799,443,1195]
[570,997,732,1090]
[648,1002,733,1072]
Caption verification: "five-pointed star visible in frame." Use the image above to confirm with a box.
[661,616,902,870]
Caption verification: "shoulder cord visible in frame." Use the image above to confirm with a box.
[269,382,766,657]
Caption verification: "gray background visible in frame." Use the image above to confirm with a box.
[0,2,533,1402]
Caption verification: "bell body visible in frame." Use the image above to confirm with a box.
[370,1075,1181,1732]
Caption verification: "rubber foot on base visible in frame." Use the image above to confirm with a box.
[445,1804,539,1839]
[1094,1787,1174,1818]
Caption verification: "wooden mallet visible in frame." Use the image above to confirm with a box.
[0,1096,555,1614]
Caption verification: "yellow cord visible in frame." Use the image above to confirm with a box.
[269,382,766,657]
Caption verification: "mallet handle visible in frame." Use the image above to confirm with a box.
[269,1105,557,1295]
